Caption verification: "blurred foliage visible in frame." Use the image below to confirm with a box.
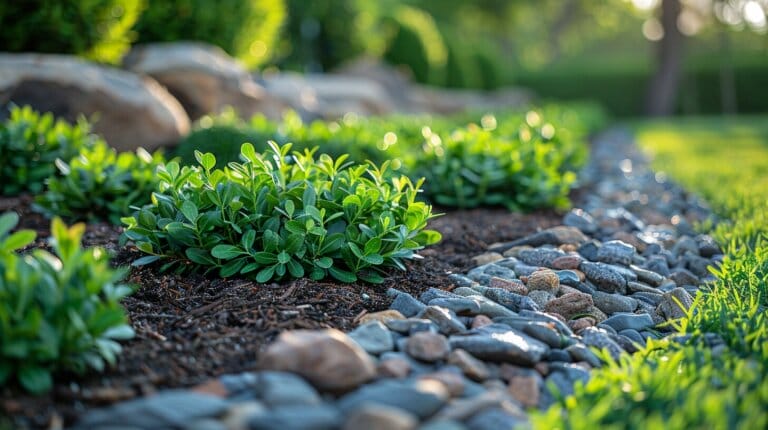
[0,0,145,64]
[173,103,604,211]
[0,106,97,197]
[134,0,286,68]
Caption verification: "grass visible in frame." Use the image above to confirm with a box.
[532,115,768,429]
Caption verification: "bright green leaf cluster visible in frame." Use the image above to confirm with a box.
[0,212,134,394]
[0,105,98,196]
[35,140,168,224]
[123,142,441,283]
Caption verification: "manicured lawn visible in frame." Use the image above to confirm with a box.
[533,116,768,429]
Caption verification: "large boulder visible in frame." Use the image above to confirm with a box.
[123,42,285,120]
[0,53,189,152]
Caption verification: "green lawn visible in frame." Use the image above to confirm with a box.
[533,116,768,429]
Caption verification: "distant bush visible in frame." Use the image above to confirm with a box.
[0,212,134,394]
[124,142,441,283]
[382,5,447,85]
[135,0,285,68]
[0,105,98,196]
[0,0,144,64]
[36,141,167,224]
[412,119,580,211]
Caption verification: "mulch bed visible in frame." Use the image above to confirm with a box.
[0,195,562,429]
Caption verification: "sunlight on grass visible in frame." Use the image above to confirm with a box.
[532,116,768,430]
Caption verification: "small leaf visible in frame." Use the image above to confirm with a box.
[256,265,276,283]
[180,201,199,223]
[252,252,277,264]
[364,237,382,255]
[186,248,215,265]
[102,325,135,340]
[0,212,19,237]
[19,366,52,394]
[132,255,161,266]
[277,251,291,264]
[2,230,36,252]
[242,230,256,250]
[315,257,333,269]
[285,200,295,217]
[211,245,244,259]
[329,266,357,283]
[362,254,384,265]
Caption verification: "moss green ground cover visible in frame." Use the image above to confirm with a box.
[533,116,768,429]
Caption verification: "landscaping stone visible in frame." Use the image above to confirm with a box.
[389,289,428,317]
[342,404,419,430]
[657,287,695,320]
[543,292,593,321]
[420,306,468,335]
[591,291,638,314]
[123,42,284,120]
[360,310,407,325]
[406,332,451,362]
[447,349,491,381]
[0,53,190,152]
[596,240,636,266]
[448,325,549,365]
[248,404,342,430]
[337,379,449,419]
[349,321,395,355]
[258,329,376,392]
[579,261,628,294]
[601,313,654,332]
[581,327,624,361]
[525,269,560,294]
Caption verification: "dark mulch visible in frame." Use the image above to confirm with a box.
[0,195,562,429]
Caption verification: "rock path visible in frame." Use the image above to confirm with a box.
[73,129,725,430]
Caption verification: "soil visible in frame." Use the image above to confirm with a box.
[0,195,562,429]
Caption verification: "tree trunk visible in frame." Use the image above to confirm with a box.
[645,0,684,116]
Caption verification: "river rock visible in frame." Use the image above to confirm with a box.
[656,287,695,320]
[525,269,560,294]
[579,262,628,294]
[406,331,451,362]
[596,240,636,266]
[601,313,654,332]
[338,379,449,419]
[447,349,491,381]
[543,292,594,321]
[342,404,418,430]
[0,53,189,152]
[448,325,549,365]
[258,329,376,392]
[349,321,395,355]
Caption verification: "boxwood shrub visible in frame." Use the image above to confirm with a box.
[0,212,134,394]
[123,142,441,283]
[35,140,167,224]
[0,105,97,196]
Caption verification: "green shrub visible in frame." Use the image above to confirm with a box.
[0,212,134,394]
[0,105,98,196]
[276,0,383,72]
[412,121,580,211]
[123,142,441,283]
[382,5,447,85]
[135,0,285,68]
[35,141,167,224]
[0,0,144,64]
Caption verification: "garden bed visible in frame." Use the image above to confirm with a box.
[0,195,561,428]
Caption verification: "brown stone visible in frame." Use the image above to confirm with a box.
[508,375,541,408]
[377,358,411,379]
[471,252,504,266]
[526,269,560,294]
[489,277,528,295]
[342,404,418,430]
[419,371,465,397]
[359,310,406,325]
[471,315,494,329]
[258,329,376,392]
[405,331,450,362]
[551,255,584,270]
[447,349,491,382]
[543,292,594,320]
[567,317,596,334]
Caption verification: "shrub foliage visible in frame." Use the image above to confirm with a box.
[135,0,286,68]
[0,0,144,63]
[0,105,97,196]
[124,142,441,283]
[0,212,134,394]
[36,141,167,224]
